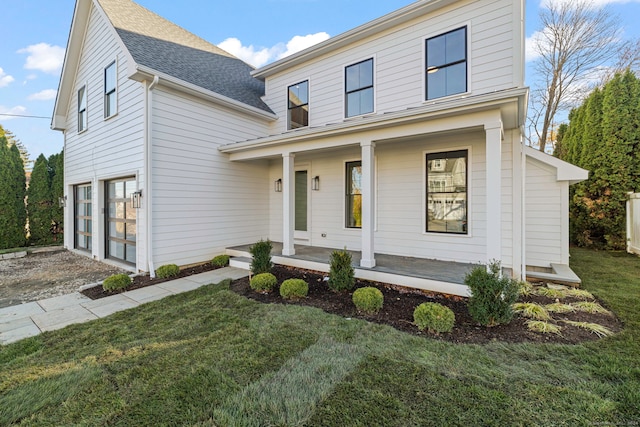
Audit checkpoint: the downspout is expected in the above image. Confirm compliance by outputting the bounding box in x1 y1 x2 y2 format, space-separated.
146 75 160 277
520 127 527 281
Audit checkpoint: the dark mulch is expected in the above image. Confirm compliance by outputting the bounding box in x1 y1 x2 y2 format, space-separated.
81 262 220 300
230 265 623 344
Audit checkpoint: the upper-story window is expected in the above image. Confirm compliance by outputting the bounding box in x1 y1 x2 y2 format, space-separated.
77 85 87 132
425 27 467 100
104 61 117 118
345 58 374 118
288 80 309 129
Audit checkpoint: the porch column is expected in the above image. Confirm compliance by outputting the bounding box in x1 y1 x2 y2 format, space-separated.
485 121 503 263
360 140 376 268
282 153 295 256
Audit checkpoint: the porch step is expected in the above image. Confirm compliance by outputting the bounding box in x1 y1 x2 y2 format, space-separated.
526 263 581 286
229 256 251 270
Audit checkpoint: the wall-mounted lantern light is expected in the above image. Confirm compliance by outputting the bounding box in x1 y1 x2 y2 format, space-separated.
312 176 320 191
131 191 142 209
275 178 282 192
58 195 67 208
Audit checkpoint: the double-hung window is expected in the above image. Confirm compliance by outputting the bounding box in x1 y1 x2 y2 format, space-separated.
425 27 467 100
77 85 87 132
426 150 467 234
346 161 362 228
288 80 309 129
104 61 117 118
345 58 374 117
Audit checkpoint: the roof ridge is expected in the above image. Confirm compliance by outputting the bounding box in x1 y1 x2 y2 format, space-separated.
97 0 238 61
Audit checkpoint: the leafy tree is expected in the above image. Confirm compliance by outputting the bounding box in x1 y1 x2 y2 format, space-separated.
0 133 27 249
558 70 640 249
49 151 64 241
27 154 53 245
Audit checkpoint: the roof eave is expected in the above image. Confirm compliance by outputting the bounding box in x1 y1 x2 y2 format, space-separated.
524 146 589 184
252 0 457 79
131 65 277 121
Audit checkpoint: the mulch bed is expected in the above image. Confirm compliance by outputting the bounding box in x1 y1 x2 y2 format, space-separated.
81 262 220 300
230 265 623 344
81 261 622 344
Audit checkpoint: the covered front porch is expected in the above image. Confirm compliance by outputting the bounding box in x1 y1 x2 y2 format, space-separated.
226 243 475 296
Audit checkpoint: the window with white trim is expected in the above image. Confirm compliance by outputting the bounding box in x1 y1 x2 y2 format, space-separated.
77 85 87 132
345 58 373 117
104 61 117 118
346 161 362 228
288 80 309 129
426 150 467 234
425 27 467 100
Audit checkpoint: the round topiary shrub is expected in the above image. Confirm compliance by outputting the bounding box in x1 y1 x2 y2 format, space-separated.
279 278 309 299
250 272 277 292
155 264 180 279
211 254 230 268
352 286 384 314
102 273 132 292
413 302 455 333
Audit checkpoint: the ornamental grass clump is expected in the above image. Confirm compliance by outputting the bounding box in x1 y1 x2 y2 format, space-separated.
512 302 551 321
465 261 520 327
250 272 277 293
352 287 384 314
279 278 309 300
155 264 180 279
250 239 273 275
328 249 355 291
413 302 455 333
526 320 562 335
211 254 230 268
102 273 132 292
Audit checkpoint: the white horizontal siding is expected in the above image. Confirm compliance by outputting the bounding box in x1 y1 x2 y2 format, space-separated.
63 3 146 268
263 0 519 135
525 157 564 267
151 87 271 267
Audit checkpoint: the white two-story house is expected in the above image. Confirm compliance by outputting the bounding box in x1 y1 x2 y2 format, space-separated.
52 0 587 296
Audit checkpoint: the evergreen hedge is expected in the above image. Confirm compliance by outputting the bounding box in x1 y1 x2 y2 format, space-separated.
0 129 27 249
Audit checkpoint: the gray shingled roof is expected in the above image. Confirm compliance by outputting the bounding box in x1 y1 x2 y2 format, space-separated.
98 0 273 113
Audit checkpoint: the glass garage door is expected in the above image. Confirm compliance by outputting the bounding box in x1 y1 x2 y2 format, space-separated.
74 183 92 251
105 178 136 264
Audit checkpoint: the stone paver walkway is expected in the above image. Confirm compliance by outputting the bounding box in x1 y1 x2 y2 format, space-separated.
0 267 249 345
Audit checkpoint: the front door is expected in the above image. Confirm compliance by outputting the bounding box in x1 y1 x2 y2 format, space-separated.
105 177 137 265
294 170 308 240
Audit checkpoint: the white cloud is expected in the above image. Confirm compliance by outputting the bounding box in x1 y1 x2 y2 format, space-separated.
218 32 330 68
0 68 15 88
0 105 27 120
525 30 545 62
17 43 65 75
27 89 57 101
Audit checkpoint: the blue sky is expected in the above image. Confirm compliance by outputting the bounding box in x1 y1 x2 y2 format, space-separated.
1 0 638 161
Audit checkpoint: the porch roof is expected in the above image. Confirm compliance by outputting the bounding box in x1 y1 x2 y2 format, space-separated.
219 87 528 160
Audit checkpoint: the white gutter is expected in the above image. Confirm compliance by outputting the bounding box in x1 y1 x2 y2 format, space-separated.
520 127 527 281
145 75 159 278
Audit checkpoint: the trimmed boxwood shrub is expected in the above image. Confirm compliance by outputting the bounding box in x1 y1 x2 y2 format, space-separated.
279 278 308 299
328 249 355 291
250 272 277 292
102 274 132 292
250 239 273 274
211 254 230 268
414 302 455 333
155 264 180 279
352 286 384 314
466 261 520 326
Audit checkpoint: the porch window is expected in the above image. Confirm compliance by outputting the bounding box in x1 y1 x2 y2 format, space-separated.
104 61 117 118
345 58 373 117
426 27 467 100
74 183 92 251
426 150 467 234
346 161 362 228
77 85 87 132
288 80 309 129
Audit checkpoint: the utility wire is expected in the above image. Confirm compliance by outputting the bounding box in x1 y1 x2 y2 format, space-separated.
0 113 51 119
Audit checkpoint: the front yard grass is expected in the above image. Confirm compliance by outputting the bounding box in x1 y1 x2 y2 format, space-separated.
1 247 638 425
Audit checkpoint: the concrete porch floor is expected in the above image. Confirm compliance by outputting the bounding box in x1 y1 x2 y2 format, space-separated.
228 242 475 286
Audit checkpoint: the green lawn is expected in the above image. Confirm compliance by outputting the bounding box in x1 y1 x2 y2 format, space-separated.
1 248 638 426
